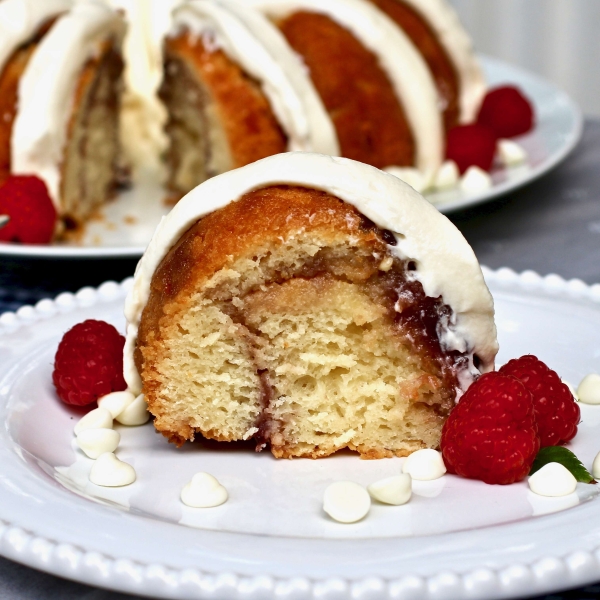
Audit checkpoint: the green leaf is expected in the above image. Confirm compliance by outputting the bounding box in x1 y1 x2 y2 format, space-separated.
529 446 596 484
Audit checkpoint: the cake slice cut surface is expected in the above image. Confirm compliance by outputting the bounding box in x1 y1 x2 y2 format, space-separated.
125 153 498 459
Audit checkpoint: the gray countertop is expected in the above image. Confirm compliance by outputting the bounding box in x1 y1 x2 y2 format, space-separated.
1 120 600 600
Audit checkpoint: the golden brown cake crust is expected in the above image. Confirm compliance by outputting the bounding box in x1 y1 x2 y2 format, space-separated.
277 11 415 168
137 186 467 458
162 31 287 178
368 0 460 131
137 185 389 373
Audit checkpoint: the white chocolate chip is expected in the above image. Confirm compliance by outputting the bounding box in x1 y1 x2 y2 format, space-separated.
74 407 113 435
98 391 136 418
76 428 120 459
402 449 446 481
384 167 427 193
181 472 228 508
115 394 150 426
89 452 136 487
498 139 527 166
528 462 577 497
592 451 600 479
323 481 370 523
460 166 492 193
378 256 394 272
433 160 459 190
577 374 600 405
368 474 412 505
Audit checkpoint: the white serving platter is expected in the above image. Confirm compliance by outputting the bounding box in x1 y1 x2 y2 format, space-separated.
1 268 600 599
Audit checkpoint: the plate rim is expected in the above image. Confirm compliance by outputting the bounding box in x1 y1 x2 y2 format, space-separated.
0 54 584 261
2 269 600 599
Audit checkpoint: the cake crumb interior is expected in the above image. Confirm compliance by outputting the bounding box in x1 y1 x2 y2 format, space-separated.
138 186 460 458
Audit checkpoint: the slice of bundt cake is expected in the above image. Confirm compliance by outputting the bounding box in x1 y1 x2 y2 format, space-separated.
0 0 125 232
124 153 498 459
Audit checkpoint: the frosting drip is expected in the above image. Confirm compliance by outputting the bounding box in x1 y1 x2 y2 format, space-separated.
400 0 486 123
171 0 339 157
0 0 73 73
248 0 443 178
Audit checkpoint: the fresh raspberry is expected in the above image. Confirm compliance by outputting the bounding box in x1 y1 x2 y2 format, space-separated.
0 175 57 244
477 86 534 138
441 372 540 484
53 320 127 406
445 124 497 174
499 355 580 447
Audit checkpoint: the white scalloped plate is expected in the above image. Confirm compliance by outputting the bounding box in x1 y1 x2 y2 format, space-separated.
0 55 583 259
1 268 600 600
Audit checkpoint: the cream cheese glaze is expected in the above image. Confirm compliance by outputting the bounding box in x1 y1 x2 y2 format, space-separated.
171 0 339 156
0 0 73 73
218 0 339 157
10 0 125 207
247 0 443 178
108 0 171 175
400 0 486 123
124 152 498 394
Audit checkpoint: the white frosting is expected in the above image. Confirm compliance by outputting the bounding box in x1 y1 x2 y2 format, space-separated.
11 0 125 207
124 153 498 394
76 428 120 459
384 166 428 193
171 0 339 156
217 0 339 156
402 448 446 480
577 374 600 405
400 0 486 123
528 463 577 497
108 0 171 176
368 474 412 505
0 0 73 73
248 0 443 177
74 407 114 435
180 472 228 508
323 481 371 523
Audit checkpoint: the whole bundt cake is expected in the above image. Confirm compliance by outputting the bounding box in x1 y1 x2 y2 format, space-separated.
0 0 485 235
159 0 485 196
124 153 498 459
